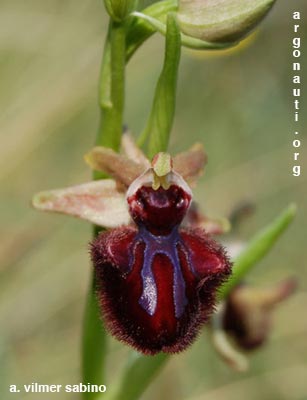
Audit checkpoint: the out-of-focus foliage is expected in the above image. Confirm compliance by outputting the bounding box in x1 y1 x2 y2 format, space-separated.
0 0 306 399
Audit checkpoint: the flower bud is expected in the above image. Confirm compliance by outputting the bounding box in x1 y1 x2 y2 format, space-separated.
211 279 296 371
177 0 276 43
223 279 297 350
104 0 136 22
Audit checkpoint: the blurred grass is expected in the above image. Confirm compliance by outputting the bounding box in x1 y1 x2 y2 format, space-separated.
1 0 307 399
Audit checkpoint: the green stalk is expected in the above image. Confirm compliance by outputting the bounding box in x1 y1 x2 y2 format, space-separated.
99 24 112 110
81 19 126 399
110 352 168 400
82 277 107 400
97 21 126 152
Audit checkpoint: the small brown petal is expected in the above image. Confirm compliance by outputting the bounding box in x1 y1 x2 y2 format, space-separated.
173 143 207 184
85 146 145 186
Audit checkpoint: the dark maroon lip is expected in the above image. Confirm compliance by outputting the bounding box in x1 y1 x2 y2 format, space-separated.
91 226 231 355
90 177 231 355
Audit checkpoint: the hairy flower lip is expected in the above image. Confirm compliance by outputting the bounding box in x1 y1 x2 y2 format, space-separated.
92 226 232 355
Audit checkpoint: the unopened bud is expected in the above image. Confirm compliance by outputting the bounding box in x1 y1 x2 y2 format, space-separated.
178 0 276 43
211 279 296 371
223 279 297 350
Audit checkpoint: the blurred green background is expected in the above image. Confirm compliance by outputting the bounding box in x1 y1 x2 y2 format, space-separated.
1 0 306 399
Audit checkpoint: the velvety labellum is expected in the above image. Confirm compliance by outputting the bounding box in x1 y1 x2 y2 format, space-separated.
91 183 231 354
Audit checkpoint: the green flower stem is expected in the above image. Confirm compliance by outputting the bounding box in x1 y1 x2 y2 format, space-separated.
96 21 126 152
220 203 297 299
109 352 168 400
82 278 107 400
82 18 127 398
99 24 112 110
